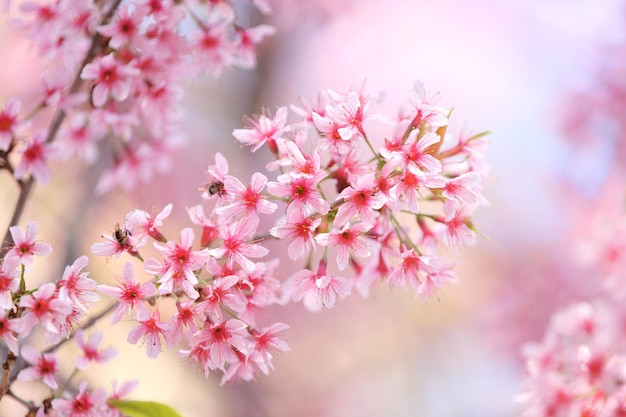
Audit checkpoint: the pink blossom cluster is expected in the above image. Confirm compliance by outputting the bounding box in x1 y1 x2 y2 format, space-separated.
517 202 626 416
0 0 274 193
86 81 489 387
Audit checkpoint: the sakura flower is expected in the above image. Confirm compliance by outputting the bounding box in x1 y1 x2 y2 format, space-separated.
405 81 450 128
168 300 204 346
189 9 236 76
91 222 142 259
0 97 29 151
270 209 322 261
232 24 276 68
285 261 351 311
232 107 290 152
0 310 19 352
315 222 373 271
51 381 108 417
0 255 20 310
220 350 256 385
14 282 71 337
208 216 269 273
13 130 55 185
143 228 210 299
189 319 248 370
74 330 118 370
187 205 220 247
127 308 170 359
57 255 98 313
324 90 378 142
97 261 157 324
81 53 140 107
216 173 278 220
17 345 59 389
387 249 442 296
249 322 290 374
125 203 172 243
199 274 247 322
334 172 386 227
441 171 483 221
267 170 330 216
97 4 146 49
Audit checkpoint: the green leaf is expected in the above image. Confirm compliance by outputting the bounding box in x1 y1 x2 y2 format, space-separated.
108 399 184 417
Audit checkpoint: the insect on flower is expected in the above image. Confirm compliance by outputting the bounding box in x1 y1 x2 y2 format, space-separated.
114 223 131 247
207 180 226 197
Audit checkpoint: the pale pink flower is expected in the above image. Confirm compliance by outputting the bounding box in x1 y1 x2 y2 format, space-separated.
389 169 445 214
57 255 98 313
442 171 483 220
199 274 247 322
144 228 210 299
168 300 204 346
249 322 290 374
91 222 142 259
187 205 220 247
387 249 442 296
14 282 71 337
0 310 18 352
0 256 20 310
81 53 139 107
324 90 378 142
216 173 277 219
97 4 146 49
334 172 386 227
127 308 170 358
405 81 450 128
286 261 351 311
232 107 291 152
315 222 373 271
74 330 118 370
270 209 321 261
51 381 108 417
190 319 248 370
189 9 236 77
220 350 256 385
17 345 59 389
57 113 101 163
0 98 29 151
208 216 269 273
125 203 172 243
97 262 157 324
13 130 55 185
267 170 330 216
233 24 276 68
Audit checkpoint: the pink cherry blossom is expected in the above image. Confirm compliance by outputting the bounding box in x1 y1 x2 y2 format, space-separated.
14 282 71 337
285 261 351 311
17 345 59 389
97 261 157 324
0 97 29 151
97 4 146 49
57 255 98 313
198 274 247 322
267 170 330 216
208 216 269 273
232 107 290 152
270 209 322 261
51 381 108 417
315 222 373 271
127 308 170 358
144 228 210 299
387 249 442 297
334 172 386 227
249 322 290 374
188 319 248 371
0 255 20 310
81 53 140 107
216 173 277 220
13 130 55 185
74 330 118 370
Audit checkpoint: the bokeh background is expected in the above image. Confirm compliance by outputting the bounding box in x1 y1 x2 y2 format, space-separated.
1 0 625 416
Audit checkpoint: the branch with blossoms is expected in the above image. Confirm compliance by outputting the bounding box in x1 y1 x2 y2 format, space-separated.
0 0 490 416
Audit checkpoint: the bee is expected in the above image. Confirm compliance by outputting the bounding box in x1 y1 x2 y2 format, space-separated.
207 180 226 197
113 223 131 247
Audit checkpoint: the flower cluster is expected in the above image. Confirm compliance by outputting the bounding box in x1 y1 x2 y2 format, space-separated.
517 196 626 416
0 1 491 416
86 81 489 390
1 0 274 194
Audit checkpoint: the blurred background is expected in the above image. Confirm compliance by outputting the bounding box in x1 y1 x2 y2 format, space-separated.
1 0 625 416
